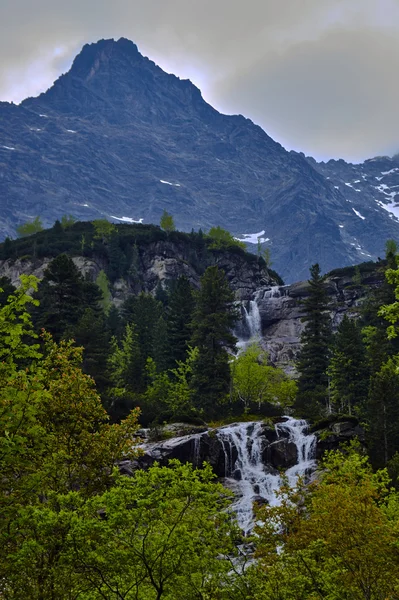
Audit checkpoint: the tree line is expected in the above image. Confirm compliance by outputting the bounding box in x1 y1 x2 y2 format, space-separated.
295 241 399 473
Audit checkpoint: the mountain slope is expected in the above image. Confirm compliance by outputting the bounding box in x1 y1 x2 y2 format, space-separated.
1 37 399 281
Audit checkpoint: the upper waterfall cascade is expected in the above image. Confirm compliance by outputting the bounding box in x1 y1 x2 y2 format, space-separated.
217 417 316 534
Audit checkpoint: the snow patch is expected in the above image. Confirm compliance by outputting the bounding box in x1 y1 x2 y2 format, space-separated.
334 185 339 189
352 208 366 220
160 180 181 187
2 145 15 150
66 129 77 133
380 202 399 220
381 168 399 175
110 216 144 224
345 182 361 192
339 225 344 228
235 230 269 244
39 114 48 117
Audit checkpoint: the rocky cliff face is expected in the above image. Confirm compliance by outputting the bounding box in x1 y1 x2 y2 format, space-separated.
2 37 399 282
241 268 384 372
0 238 276 303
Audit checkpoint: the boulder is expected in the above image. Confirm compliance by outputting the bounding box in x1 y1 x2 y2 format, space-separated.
268 438 298 469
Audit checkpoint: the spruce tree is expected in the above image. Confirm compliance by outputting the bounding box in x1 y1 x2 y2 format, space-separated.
33 254 102 341
190 266 239 417
296 263 332 419
167 276 195 368
367 357 399 468
328 315 369 415
72 308 111 396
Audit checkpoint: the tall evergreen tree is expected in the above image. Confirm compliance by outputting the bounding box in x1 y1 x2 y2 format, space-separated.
328 315 369 415
72 308 111 395
121 293 162 371
32 254 102 341
167 276 195 368
190 266 239 417
361 250 399 374
107 323 142 420
367 357 399 468
296 263 332 419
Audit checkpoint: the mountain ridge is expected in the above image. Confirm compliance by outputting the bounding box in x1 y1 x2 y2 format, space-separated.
1 37 399 281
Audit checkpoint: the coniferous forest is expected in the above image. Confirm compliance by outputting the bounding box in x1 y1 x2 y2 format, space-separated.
1 220 399 598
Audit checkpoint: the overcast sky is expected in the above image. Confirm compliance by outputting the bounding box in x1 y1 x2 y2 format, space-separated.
1 0 399 162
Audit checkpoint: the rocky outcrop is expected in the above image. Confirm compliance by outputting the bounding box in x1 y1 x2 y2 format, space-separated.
247 268 384 371
313 419 366 459
123 417 364 479
0 238 275 304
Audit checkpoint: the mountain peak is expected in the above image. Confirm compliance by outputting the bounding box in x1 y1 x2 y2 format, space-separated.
68 37 142 80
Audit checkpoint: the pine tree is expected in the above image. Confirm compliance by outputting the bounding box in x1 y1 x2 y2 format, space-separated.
160 210 175 233
107 323 142 420
367 357 399 467
328 315 369 415
296 263 332 419
121 293 162 371
167 276 195 368
190 266 239 417
33 254 102 341
72 308 111 395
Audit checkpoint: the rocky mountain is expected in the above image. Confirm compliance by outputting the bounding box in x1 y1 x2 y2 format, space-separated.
1 37 399 281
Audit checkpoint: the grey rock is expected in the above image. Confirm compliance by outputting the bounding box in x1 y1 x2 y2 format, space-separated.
268 439 298 469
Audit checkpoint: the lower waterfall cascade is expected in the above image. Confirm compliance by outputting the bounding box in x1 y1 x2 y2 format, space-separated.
217 417 317 535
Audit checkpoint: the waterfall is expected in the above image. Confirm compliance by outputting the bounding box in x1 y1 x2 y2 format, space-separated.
262 285 283 299
243 300 262 339
236 293 262 352
217 418 316 535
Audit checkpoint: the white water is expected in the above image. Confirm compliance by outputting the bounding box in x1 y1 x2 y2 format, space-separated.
217 417 316 534
236 294 262 352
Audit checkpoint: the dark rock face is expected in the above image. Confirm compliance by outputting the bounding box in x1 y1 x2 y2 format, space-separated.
127 423 290 477
313 420 366 459
123 419 364 479
268 438 298 469
2 38 399 282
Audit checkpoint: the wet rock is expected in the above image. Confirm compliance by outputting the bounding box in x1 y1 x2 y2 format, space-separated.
268 438 298 469
252 495 269 507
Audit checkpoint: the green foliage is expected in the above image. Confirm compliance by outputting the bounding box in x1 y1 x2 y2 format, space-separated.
60 214 76 229
328 315 369 415
32 254 102 342
208 225 246 250
95 269 112 313
190 266 239 417
0 274 41 364
160 209 175 233
249 445 399 599
16 216 43 238
92 218 116 242
296 263 332 418
367 356 399 468
107 323 142 419
231 343 296 412
166 275 195 367
352 264 362 285
0 294 140 595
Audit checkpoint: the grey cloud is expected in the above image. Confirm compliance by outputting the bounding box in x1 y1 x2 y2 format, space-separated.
0 0 398 160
